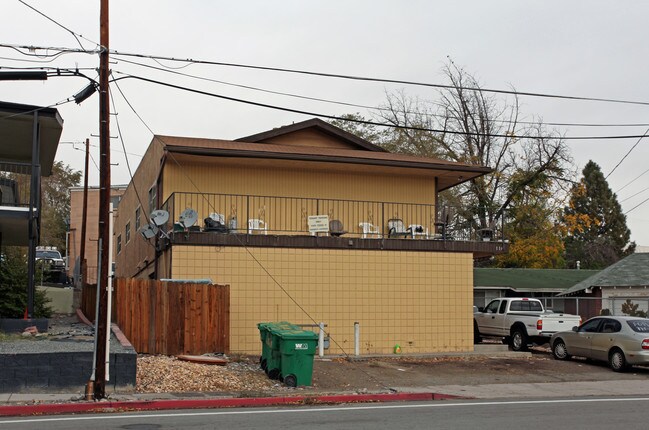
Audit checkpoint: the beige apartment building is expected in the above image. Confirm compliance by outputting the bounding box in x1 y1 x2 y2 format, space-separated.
114 118 507 355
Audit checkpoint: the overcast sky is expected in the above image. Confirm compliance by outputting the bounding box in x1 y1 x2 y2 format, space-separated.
2 1 648 245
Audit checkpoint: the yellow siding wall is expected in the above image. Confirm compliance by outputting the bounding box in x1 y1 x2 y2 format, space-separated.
171 246 473 355
163 158 435 204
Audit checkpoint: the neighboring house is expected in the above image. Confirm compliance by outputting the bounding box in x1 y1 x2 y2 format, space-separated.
0 101 63 317
114 118 508 355
559 252 649 318
473 268 599 311
67 185 126 285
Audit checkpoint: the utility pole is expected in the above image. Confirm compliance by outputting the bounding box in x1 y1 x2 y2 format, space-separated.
94 0 111 400
79 138 89 288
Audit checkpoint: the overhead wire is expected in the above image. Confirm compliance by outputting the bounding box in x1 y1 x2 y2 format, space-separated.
108 78 155 248
619 186 649 203
111 72 649 141
16 0 99 50
616 167 649 193
111 49 649 107
113 55 649 129
605 128 649 179
625 195 649 215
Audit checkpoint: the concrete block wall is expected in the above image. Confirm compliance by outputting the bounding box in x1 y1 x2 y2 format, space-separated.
0 351 136 393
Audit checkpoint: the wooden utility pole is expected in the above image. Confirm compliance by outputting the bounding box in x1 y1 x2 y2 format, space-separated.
94 0 111 400
79 138 90 287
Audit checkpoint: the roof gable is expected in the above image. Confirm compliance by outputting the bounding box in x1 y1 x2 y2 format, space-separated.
560 253 649 295
236 118 386 152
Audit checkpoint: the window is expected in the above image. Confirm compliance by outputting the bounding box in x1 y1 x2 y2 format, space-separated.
627 320 649 333
600 319 621 334
510 300 543 312
125 222 131 244
116 234 122 254
484 300 499 314
135 207 141 231
110 195 121 209
579 318 602 333
498 301 507 314
148 185 157 214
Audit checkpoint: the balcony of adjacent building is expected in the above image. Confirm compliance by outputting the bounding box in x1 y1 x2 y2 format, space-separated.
0 161 38 247
148 192 509 258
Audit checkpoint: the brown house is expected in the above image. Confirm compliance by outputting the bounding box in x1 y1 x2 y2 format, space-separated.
68 185 126 285
114 118 507 355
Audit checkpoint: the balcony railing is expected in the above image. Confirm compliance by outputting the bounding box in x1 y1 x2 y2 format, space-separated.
159 192 506 243
0 162 36 208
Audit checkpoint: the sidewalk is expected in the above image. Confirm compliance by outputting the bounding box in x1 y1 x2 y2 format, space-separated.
2 345 649 417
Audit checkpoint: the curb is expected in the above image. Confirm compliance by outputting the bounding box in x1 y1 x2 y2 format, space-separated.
0 392 464 417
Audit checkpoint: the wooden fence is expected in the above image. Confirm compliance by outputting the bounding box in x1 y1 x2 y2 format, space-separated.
80 283 117 322
114 278 230 355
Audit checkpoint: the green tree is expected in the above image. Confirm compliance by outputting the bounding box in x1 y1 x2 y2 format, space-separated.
40 161 82 252
0 247 52 318
561 161 634 269
495 173 565 268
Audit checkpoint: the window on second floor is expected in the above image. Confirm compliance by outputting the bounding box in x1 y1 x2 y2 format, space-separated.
117 234 122 254
125 222 131 244
148 185 157 214
135 207 141 231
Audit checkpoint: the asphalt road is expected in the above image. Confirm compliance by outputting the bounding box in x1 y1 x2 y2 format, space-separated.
2 397 649 429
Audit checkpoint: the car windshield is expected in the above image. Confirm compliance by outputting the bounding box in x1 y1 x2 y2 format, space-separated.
627 320 649 333
37 251 61 259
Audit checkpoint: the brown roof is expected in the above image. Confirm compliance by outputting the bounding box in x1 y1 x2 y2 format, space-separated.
153 126 491 191
236 118 386 152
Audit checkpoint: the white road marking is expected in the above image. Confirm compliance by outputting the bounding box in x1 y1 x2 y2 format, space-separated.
1 397 649 425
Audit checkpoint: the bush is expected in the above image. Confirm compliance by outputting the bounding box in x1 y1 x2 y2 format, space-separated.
0 247 52 318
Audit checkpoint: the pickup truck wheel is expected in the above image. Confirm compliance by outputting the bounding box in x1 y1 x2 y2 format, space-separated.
473 321 482 344
552 339 570 360
510 328 528 352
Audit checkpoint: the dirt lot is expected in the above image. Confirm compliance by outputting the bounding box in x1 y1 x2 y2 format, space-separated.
136 348 649 395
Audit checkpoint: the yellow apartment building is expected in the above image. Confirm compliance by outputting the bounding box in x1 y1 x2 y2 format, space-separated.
114 118 507 355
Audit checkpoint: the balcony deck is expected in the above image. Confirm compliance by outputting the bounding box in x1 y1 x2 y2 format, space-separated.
167 231 508 258
158 192 509 258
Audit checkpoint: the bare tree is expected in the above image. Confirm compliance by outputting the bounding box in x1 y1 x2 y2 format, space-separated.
375 63 573 233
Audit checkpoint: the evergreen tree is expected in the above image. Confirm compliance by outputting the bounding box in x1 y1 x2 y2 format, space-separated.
0 247 52 318
562 161 634 269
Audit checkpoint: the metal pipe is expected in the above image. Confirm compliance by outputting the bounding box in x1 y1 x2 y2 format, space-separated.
354 322 360 356
105 203 114 382
89 239 102 383
318 322 325 358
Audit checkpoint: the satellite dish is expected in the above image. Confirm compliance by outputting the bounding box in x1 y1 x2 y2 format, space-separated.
179 208 198 228
150 209 169 226
139 224 158 240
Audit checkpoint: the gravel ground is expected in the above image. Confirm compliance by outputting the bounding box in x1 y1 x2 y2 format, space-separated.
0 315 130 354
136 355 283 394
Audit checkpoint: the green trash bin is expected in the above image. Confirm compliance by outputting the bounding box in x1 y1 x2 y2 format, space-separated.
278 327 318 387
257 322 270 371
259 322 300 380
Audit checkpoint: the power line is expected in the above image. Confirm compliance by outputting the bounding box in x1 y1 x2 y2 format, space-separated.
625 195 649 215
620 186 649 203
16 0 98 50
112 72 649 141
112 49 649 107
616 167 649 193
60 141 143 158
114 55 649 129
605 128 649 179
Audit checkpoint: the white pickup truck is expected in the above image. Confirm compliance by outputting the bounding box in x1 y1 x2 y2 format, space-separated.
474 298 581 351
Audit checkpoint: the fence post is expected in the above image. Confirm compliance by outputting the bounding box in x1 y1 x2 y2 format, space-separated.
318 322 325 358
354 322 360 356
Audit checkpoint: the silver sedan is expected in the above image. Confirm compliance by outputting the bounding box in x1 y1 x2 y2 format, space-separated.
550 316 649 372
